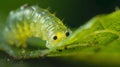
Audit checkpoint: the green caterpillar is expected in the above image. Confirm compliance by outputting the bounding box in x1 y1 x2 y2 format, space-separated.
3 5 71 49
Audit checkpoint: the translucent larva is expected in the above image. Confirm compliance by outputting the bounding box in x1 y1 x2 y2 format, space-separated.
3 5 71 49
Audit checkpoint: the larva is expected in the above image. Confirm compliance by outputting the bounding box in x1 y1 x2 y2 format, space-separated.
3 5 71 49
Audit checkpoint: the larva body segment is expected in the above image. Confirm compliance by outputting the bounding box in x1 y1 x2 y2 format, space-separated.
3 5 71 49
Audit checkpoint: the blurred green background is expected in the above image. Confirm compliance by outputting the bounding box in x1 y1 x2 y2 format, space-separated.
1 0 120 27
0 0 120 67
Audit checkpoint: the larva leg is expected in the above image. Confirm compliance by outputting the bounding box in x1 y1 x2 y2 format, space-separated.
0 42 50 59
0 37 49 59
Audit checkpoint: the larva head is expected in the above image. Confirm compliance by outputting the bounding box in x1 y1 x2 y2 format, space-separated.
46 28 71 49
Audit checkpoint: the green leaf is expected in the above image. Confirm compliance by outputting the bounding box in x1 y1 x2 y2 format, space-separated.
47 10 120 65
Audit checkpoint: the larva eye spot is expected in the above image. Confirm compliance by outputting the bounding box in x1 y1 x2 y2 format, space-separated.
53 36 57 40
66 32 70 37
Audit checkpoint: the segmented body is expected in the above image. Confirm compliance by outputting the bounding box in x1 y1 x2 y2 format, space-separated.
3 5 71 49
